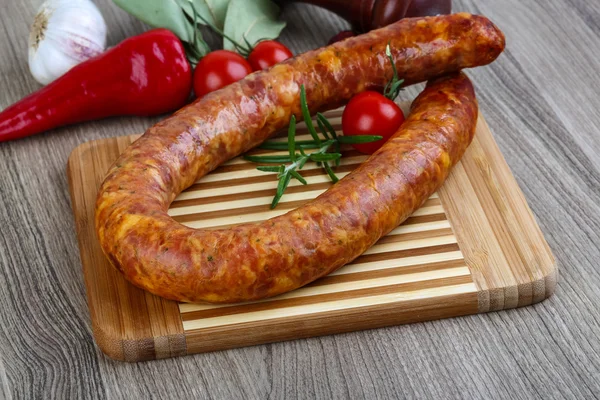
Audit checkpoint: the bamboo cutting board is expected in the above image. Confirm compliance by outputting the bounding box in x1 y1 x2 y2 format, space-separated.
67 107 556 362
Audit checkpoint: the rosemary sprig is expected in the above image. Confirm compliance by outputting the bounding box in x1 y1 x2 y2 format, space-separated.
383 42 405 101
300 86 321 145
244 84 383 208
257 140 321 151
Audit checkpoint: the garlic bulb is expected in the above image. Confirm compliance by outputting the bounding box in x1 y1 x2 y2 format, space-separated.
28 0 107 85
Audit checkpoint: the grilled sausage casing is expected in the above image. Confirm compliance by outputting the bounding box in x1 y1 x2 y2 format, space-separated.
95 13 504 303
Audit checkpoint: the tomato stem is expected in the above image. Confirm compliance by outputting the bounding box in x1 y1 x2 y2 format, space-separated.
191 8 252 56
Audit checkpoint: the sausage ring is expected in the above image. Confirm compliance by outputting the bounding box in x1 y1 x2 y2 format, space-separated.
95 13 504 303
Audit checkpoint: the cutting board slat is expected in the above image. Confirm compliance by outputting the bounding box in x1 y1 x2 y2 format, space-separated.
67 107 556 362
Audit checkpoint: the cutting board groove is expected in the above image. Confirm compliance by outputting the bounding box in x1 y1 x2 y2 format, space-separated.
67 107 556 361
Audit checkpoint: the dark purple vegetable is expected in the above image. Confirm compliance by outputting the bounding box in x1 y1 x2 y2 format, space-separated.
280 0 452 31
407 0 452 17
328 30 355 45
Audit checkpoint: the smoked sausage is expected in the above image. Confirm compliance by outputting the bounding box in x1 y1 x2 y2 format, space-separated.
95 13 504 303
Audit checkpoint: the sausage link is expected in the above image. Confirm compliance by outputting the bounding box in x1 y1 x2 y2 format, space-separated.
95 13 503 303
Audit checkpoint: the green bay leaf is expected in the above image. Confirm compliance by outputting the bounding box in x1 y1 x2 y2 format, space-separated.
113 0 193 42
203 0 231 28
223 0 286 52
177 0 231 29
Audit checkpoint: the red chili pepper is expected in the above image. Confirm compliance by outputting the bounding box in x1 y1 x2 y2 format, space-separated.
0 29 192 142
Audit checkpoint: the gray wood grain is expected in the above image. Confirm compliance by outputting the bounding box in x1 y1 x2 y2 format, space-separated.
1 0 599 398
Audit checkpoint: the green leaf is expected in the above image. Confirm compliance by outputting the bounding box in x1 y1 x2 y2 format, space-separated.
114 0 193 43
337 135 383 144
316 117 330 140
317 140 336 153
383 42 404 100
310 153 341 162
323 162 339 183
300 85 322 145
184 30 211 60
297 155 309 169
317 113 337 139
177 0 231 29
244 154 293 163
259 140 320 150
181 0 252 54
385 78 404 101
289 170 307 185
223 0 286 51
288 115 296 162
386 42 397 78
298 143 321 150
271 171 292 208
276 164 285 179
256 165 281 172
246 82 361 209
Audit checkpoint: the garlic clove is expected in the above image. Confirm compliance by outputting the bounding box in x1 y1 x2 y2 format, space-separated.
28 0 107 85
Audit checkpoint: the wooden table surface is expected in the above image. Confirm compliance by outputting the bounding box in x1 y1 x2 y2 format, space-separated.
1 0 599 398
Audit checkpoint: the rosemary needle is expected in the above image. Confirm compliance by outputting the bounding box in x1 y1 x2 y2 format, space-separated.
245 84 382 208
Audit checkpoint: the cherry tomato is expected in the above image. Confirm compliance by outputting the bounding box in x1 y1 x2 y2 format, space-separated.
341 91 405 154
247 40 293 71
328 30 354 45
193 50 252 97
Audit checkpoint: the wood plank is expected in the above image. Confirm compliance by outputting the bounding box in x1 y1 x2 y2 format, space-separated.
438 117 557 312
184 288 478 354
65 108 554 359
180 274 473 325
67 140 186 362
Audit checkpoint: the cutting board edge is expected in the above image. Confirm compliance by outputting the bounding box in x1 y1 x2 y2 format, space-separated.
438 116 557 313
67 138 188 363
183 289 480 354
65 111 557 362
